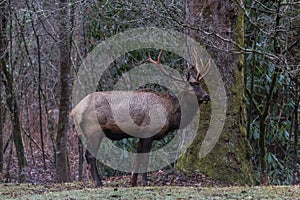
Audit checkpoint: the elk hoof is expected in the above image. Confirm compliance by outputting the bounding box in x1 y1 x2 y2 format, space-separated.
95 181 103 188
142 181 148 187
130 181 137 187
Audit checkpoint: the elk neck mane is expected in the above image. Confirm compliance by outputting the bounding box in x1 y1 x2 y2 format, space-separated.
135 87 179 105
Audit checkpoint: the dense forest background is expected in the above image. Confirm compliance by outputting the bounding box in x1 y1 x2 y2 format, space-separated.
0 0 299 187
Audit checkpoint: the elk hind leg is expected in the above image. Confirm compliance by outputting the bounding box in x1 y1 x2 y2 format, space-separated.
85 134 103 187
85 149 103 187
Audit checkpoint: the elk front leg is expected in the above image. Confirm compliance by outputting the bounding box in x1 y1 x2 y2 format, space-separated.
131 138 153 187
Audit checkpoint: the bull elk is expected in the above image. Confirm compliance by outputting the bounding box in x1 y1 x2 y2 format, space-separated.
71 50 211 187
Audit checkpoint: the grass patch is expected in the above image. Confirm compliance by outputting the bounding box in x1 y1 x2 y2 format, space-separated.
0 183 299 199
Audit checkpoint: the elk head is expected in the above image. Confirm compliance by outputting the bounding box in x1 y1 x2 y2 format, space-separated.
148 50 210 104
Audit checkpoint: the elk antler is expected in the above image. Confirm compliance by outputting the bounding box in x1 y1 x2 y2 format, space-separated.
148 50 183 82
148 49 211 83
191 48 211 81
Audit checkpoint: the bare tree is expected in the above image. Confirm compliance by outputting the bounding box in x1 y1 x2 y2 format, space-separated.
0 0 5 182
1 0 27 183
55 0 74 183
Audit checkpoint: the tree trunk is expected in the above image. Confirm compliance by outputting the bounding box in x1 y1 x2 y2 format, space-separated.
0 3 4 180
0 60 3 183
292 76 299 185
177 0 254 185
11 94 26 183
55 0 72 183
0 0 6 183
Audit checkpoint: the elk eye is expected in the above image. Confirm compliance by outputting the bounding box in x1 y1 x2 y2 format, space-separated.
190 82 199 86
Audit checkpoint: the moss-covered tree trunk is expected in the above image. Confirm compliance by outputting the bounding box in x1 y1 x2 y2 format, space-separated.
178 0 253 185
